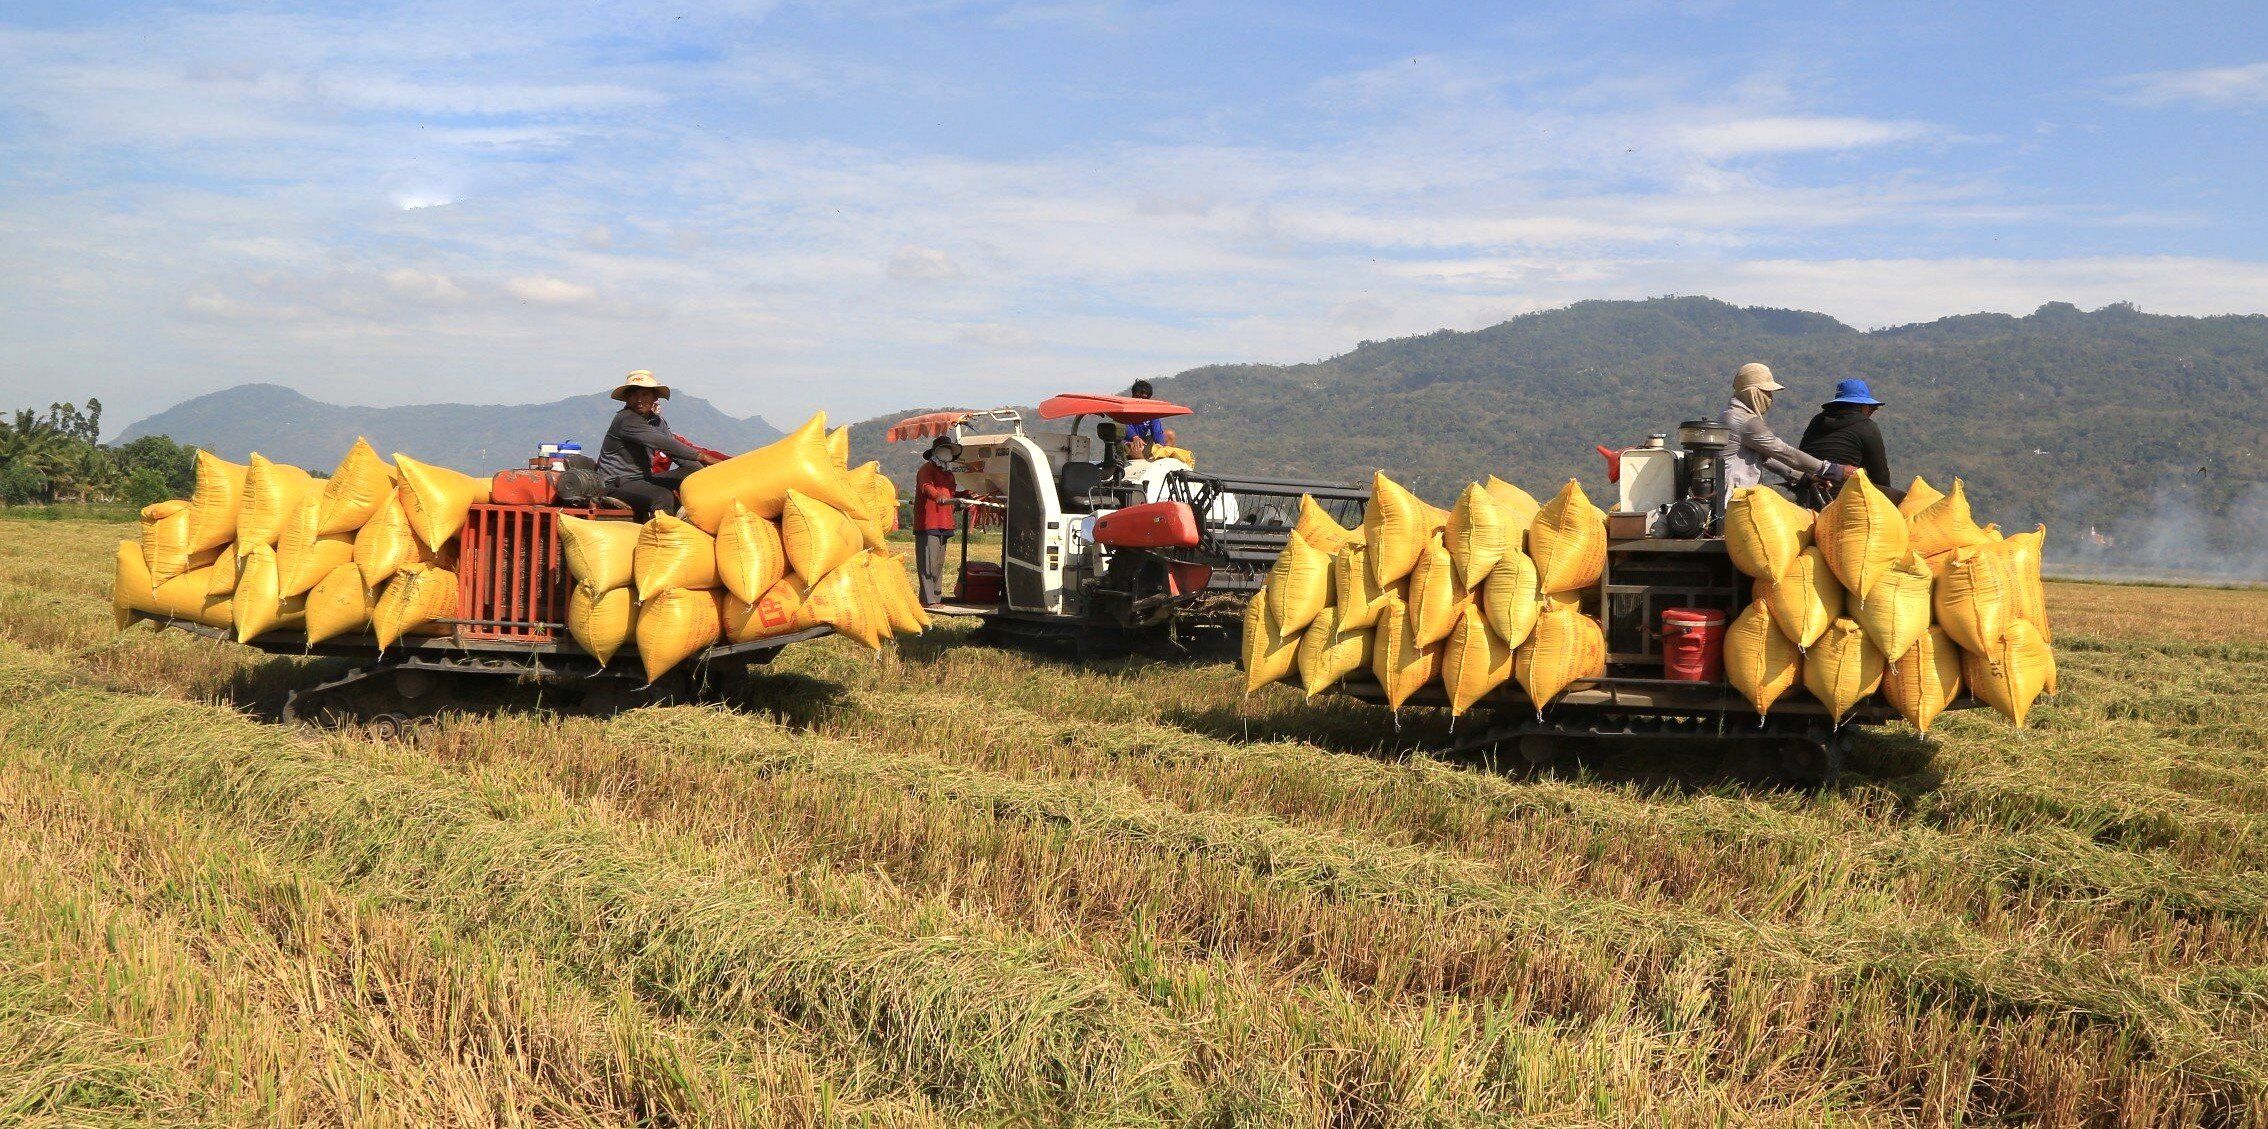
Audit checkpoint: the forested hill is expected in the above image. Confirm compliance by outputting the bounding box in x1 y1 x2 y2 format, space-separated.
851 297 2265 563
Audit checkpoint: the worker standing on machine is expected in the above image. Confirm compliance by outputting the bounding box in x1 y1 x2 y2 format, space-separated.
1798 378 1903 505
597 371 724 520
1720 362 1847 503
913 436 964 607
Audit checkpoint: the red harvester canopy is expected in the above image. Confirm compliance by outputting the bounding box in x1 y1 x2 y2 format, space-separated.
885 411 973 442
1035 393 1193 424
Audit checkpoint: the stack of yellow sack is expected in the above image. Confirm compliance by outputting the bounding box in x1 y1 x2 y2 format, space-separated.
1245 472 1606 715
112 439 494 649
1720 472 2054 730
560 413 929 684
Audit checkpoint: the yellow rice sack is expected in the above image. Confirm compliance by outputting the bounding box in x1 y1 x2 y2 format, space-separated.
780 490 863 588
110 541 146 629
1963 618 2052 726
558 515 640 595
1445 483 1509 588
353 490 430 586
1897 476 1945 520
1481 477 1540 547
275 496 353 598
1759 546 1844 649
567 583 637 665
1332 544 1392 630
1527 480 1606 596
1242 591 1301 693
679 413 872 533
827 425 851 469
1293 495 1360 554
1854 551 1934 663
1815 470 1909 604
1265 525 1334 635
1724 485 1813 581
1907 478 1989 559
316 438 397 536
634 513 720 600
722 574 812 643
113 540 233 629
373 562 459 649
1804 618 1885 723
2000 525 2051 642
845 462 895 548
1934 547 2014 656
715 502 788 605
182 450 249 555
636 587 725 683
1883 627 1963 735
1296 604 1371 698
1405 534 1468 648
1723 600 1801 716
1441 604 1512 716
236 454 314 550
865 552 928 636
805 553 888 651
1479 548 1541 650
1514 606 1604 711
394 454 492 553
140 500 214 589
849 461 899 530
1369 589 1439 711
305 563 378 645
203 542 243 599
1362 473 1439 588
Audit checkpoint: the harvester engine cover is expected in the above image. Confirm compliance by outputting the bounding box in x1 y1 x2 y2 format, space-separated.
1092 501 1201 549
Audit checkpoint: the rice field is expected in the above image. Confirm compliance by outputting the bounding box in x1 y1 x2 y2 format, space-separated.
2 516 2265 1127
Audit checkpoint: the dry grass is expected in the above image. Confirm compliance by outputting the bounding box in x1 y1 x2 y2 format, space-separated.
4 517 2266 1126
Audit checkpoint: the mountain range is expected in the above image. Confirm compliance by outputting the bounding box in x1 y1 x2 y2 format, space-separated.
120 384 782 473
847 296 2265 565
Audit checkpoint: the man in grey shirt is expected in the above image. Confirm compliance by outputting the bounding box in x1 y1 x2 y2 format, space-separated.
597 371 722 519
1718 362 1848 500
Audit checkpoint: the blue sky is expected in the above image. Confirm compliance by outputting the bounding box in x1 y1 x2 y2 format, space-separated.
3 1 2264 431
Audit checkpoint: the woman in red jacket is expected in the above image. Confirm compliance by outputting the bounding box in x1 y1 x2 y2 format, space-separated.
913 437 964 606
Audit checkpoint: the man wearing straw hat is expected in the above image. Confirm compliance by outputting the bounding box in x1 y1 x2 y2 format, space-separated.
596 371 723 520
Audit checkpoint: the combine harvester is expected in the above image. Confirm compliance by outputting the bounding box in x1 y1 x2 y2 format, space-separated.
115 414 930 734
1258 421 2048 784
887 393 1369 653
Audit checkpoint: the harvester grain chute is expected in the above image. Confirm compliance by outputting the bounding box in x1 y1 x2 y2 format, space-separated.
888 394 1368 651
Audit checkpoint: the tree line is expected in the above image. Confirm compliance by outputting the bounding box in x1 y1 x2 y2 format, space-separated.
0 399 201 508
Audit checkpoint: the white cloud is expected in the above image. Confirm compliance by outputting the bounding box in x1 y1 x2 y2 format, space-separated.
2110 61 2268 108
887 244 965 282
957 323 1039 348
1673 115 1933 158
506 276 599 305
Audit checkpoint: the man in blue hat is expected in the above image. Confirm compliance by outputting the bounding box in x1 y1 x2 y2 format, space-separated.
1799 379 1902 504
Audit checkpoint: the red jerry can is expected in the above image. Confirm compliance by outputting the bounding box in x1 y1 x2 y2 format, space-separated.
1661 608 1726 682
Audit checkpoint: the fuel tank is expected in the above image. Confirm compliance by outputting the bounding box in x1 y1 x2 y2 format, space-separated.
1091 501 1200 549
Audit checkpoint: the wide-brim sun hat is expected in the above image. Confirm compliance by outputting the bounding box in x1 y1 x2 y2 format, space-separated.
928 436 964 458
1825 378 1883 407
611 370 671 401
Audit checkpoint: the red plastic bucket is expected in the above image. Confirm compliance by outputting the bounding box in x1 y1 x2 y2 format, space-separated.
1661 608 1726 682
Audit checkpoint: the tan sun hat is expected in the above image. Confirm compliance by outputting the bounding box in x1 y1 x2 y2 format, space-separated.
610 370 670 401
1734 362 1784 393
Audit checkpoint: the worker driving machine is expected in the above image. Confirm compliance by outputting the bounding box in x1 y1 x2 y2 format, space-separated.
887 393 1367 647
